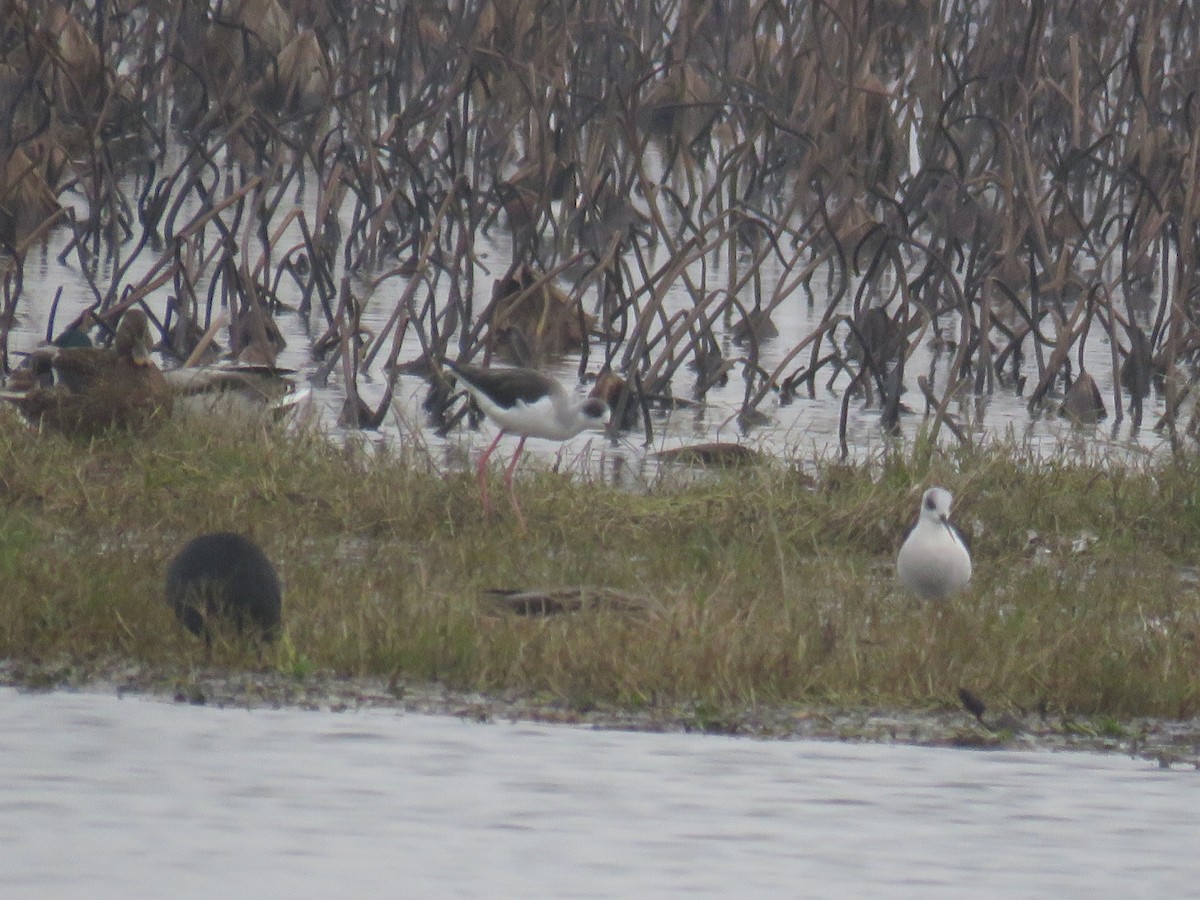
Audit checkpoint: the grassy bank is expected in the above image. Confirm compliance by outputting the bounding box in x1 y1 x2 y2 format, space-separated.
1 414 1198 724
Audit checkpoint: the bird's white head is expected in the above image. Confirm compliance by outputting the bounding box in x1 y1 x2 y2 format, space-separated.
580 397 611 430
920 486 955 525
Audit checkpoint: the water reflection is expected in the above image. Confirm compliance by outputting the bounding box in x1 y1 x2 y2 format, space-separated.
1 688 1194 897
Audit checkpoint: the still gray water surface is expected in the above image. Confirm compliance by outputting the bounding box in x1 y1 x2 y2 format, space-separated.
2 688 1196 898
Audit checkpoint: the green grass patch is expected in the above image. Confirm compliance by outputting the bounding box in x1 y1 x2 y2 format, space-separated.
1 413 1199 720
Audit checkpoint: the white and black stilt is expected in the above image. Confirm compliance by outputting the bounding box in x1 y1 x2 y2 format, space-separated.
444 360 610 528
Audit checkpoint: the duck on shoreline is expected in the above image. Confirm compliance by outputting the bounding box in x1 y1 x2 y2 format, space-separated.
1 308 172 437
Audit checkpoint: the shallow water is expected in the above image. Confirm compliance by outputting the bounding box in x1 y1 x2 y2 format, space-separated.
2 688 1195 898
7 140 1171 478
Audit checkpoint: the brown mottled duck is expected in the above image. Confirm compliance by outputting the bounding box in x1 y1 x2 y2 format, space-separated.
1 308 172 437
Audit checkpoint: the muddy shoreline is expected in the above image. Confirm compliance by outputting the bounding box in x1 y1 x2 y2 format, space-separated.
4 661 1198 769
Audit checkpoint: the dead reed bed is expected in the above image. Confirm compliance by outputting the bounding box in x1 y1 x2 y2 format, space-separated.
2 1 1200 447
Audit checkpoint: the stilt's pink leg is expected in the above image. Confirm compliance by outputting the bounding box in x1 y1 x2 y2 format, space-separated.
505 437 527 530
477 431 505 516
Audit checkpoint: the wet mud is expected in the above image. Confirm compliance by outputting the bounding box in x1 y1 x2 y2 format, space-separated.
4 660 1197 770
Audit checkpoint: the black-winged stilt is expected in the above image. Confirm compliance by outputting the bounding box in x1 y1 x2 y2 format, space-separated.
444 360 610 528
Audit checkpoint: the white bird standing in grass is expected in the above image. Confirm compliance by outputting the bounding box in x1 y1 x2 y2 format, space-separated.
444 360 611 529
897 487 972 600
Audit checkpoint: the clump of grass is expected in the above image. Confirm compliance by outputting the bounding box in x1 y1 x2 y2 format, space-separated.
1 414 1199 721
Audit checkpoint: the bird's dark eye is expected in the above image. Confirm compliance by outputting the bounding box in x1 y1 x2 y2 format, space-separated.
924 495 937 511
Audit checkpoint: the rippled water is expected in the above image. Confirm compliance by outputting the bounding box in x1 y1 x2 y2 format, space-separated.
2 688 1195 898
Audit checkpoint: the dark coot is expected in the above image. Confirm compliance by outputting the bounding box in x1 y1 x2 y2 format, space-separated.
165 532 282 642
